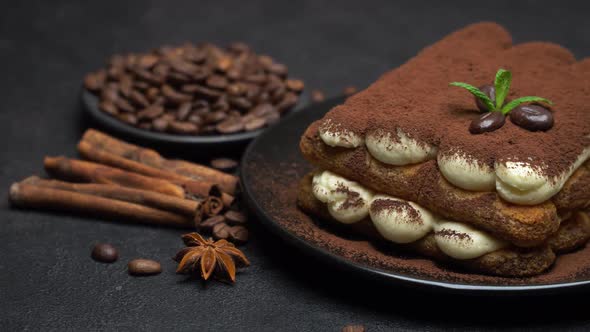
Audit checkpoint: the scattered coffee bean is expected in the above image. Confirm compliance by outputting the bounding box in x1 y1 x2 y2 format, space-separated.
225 210 247 225
200 215 226 232
342 325 365 332
210 158 239 172
343 86 358 96
91 243 118 263
85 42 304 136
509 104 554 131
469 111 506 134
476 84 496 112
228 226 249 244
311 89 325 103
128 259 162 276
212 222 231 240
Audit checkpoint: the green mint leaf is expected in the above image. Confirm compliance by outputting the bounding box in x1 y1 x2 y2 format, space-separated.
494 68 511 109
500 96 553 115
449 82 496 111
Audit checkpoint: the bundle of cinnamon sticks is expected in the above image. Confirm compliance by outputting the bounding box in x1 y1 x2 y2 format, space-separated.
9 129 239 229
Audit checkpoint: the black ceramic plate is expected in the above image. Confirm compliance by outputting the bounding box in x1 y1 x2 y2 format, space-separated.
240 96 590 295
82 89 307 151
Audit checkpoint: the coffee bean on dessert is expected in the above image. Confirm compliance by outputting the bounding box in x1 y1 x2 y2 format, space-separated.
509 104 554 131
128 259 162 276
212 222 231 240
469 111 506 134
91 243 118 263
312 90 325 103
225 210 247 225
228 226 249 244
343 86 358 96
199 215 226 231
476 84 496 112
210 158 239 172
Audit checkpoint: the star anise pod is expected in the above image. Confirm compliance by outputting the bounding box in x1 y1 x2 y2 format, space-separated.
174 232 250 282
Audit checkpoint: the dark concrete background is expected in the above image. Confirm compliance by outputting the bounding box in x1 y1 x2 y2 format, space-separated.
1 1 589 331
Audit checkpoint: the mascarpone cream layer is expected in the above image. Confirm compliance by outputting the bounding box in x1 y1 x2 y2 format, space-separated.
317 124 590 205
311 171 507 259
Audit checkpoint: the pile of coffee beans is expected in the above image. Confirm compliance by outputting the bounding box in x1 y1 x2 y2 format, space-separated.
84 42 304 135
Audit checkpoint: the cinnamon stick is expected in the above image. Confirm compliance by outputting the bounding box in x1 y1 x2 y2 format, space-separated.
79 129 238 194
44 156 186 198
21 176 202 218
9 182 193 228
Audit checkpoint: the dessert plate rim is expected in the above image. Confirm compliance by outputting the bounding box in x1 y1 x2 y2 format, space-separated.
240 96 590 295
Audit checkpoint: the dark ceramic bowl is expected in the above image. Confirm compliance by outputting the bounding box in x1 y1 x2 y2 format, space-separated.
81 88 308 154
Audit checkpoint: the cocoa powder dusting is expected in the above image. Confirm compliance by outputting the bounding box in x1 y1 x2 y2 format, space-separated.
245 152 590 286
333 183 364 209
317 22 590 176
435 229 473 242
370 198 422 225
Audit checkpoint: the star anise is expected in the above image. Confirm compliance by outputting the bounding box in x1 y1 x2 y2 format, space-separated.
174 232 250 282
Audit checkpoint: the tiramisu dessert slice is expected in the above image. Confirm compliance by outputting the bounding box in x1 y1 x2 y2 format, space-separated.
297 22 590 276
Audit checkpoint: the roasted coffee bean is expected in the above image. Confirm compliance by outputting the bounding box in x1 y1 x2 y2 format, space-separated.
469 111 505 134
212 97 230 112
152 63 170 77
210 158 239 172
216 118 244 134
227 83 245 96
228 226 249 244
244 84 261 100
183 85 222 100
137 105 165 120
176 102 192 121
117 113 138 125
169 121 198 134
311 90 325 103
152 117 169 132
101 85 120 102
128 259 162 276
212 222 231 240
145 87 160 102
204 111 227 124
167 71 192 85
190 67 211 81
138 122 152 130
265 110 281 124
129 90 150 108
84 70 106 92
187 114 203 126
99 101 119 116
229 97 252 110
200 215 226 231
228 42 250 54
114 98 135 113
162 85 192 104
510 105 554 131
133 80 151 91
344 86 357 96
476 84 496 112
342 325 365 332
206 75 229 89
277 92 298 112
251 103 275 117
286 79 305 93
226 68 242 81
225 210 247 225
137 54 159 68
244 73 267 84
91 243 118 263
244 117 266 131
216 56 233 72
267 63 288 76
